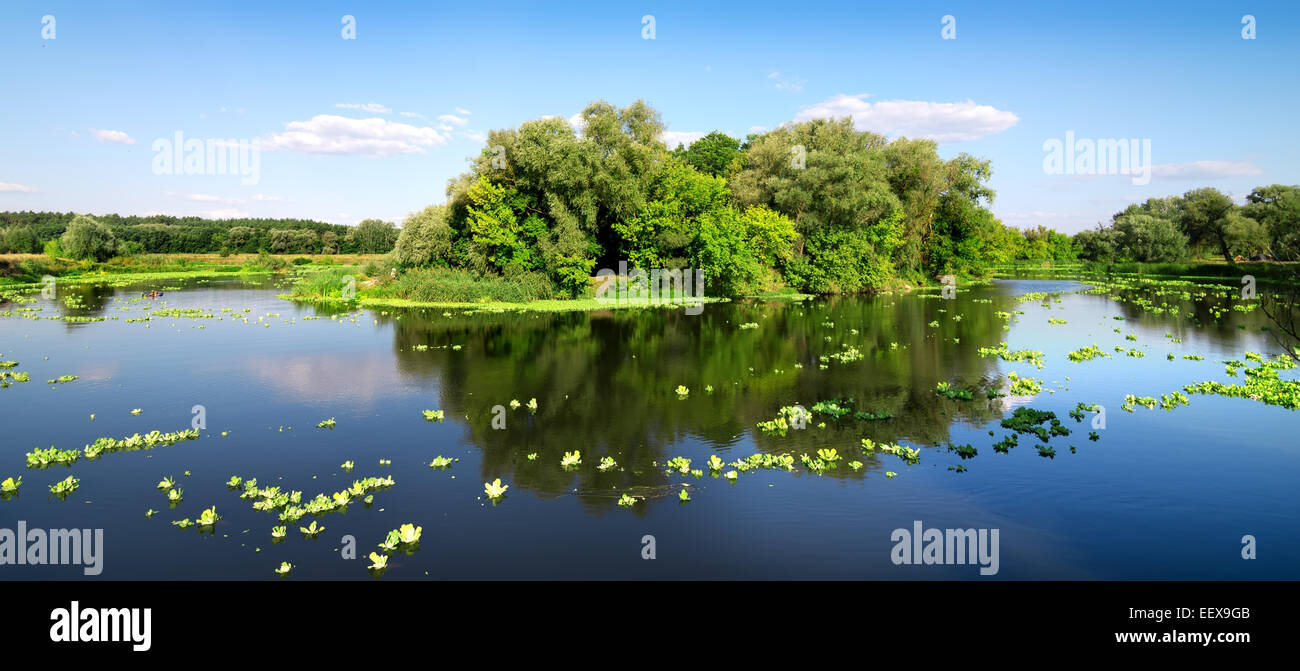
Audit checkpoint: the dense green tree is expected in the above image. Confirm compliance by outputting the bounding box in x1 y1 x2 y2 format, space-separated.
673 131 742 178
347 219 400 253
1243 184 1300 259
1073 226 1119 262
0 225 40 253
614 158 730 270
1178 187 1235 263
269 228 319 254
1113 213 1189 262
394 205 454 268
60 215 117 261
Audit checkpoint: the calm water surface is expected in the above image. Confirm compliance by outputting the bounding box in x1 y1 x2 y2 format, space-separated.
1 275 1297 579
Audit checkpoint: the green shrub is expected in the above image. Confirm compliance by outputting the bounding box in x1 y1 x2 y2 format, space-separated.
372 268 555 303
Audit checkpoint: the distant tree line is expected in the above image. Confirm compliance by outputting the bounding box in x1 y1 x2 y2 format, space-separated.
1074 185 1300 263
0 211 399 256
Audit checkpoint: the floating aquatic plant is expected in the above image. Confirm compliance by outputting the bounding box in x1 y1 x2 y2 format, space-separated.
1 476 21 493
316 418 336 429
598 456 618 472
885 471 897 479
300 520 325 537
196 506 220 526
810 400 851 418
271 526 286 538
429 456 454 469
1006 371 1043 396
617 493 638 506
340 460 354 471
674 385 689 398
936 381 974 401
25 446 80 468
977 342 1045 369
1067 344 1110 363
226 476 242 488
1121 394 1158 412
167 488 183 502
560 451 582 468
275 562 292 575
367 552 388 570
1182 353 1299 410
483 478 509 499
131 408 143 415
950 444 978 459
397 524 421 544
50 475 79 496
527 398 538 412
706 455 725 471
678 489 691 502
816 448 841 463
422 409 445 422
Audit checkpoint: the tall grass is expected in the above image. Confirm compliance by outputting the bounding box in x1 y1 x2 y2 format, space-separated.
367 268 556 303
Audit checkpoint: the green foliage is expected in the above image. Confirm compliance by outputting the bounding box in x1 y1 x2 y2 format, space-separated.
673 131 742 178
1113 213 1189 263
393 205 454 268
783 209 902 293
60 215 118 261
372 267 555 303
347 219 399 254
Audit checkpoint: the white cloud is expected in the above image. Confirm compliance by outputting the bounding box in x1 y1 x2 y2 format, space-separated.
90 129 136 145
262 115 447 156
438 114 469 127
399 111 425 119
251 193 283 202
794 94 1019 143
463 130 487 143
567 112 585 131
749 125 768 133
0 182 37 193
663 131 706 150
335 103 392 114
767 71 805 93
455 107 471 116
1149 160 1262 180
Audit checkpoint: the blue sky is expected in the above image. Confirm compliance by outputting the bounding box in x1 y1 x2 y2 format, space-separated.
1 0 1296 233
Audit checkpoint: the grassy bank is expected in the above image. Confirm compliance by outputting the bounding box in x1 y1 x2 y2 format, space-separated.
0 252 382 288
283 266 733 312
992 260 1300 285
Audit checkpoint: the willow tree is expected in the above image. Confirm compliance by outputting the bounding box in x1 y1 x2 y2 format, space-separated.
60 215 117 261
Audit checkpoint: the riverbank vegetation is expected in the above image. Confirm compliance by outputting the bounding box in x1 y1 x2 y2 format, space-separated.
6 101 1298 307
